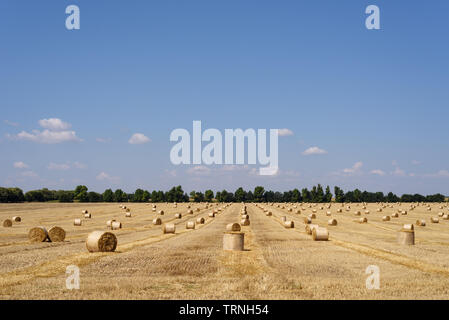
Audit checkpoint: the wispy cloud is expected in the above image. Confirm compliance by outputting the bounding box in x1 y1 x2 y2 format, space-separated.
73 161 87 169
277 128 293 136
21 171 38 178
187 165 212 176
128 133 150 144
47 162 70 171
96 137 111 143
302 146 327 155
38 118 71 131
370 169 386 176
96 172 120 183
13 161 29 169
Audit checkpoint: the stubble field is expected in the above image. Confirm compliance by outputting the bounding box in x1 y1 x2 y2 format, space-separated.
1 201 449 299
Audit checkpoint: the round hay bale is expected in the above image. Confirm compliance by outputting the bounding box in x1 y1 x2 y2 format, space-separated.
305 224 318 235
86 231 117 252
328 219 337 226
196 208 200 212
326 211 332 216
281 216 287 222
125 212 132 217
284 221 294 228
402 224 414 231
398 230 415 245
209 212 215 218
158 210 164 215
187 209 193 214
416 219 426 226
223 232 244 251
431 217 439 223
241 214 249 220
152 208 156 212
196 217 205 224
111 221 122 230
175 213 182 219
364 210 370 214
47 226 66 242
382 216 391 221
186 221 195 229
106 219 116 228
226 223 241 231
295 209 301 214
337 208 343 213
304 217 312 224
82 210 88 214
3 219 12 228
74 218 82 226
443 214 449 220
312 227 329 241
162 223 175 234
377 208 382 212
401 210 407 215
392 213 399 218
266 211 272 216
126 208 130 212
12 216 21 222
438 212 444 217
152 217 162 225
354 211 361 216
312 209 317 213
28 227 48 242
358 217 368 223
308 213 316 219
241 219 250 226
84 213 91 219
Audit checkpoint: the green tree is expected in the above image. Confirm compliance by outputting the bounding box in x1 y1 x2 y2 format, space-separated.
204 190 214 202
102 189 114 202
253 186 265 202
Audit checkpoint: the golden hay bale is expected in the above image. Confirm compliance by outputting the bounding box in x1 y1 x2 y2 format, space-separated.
398 229 414 245
304 217 312 224
295 209 301 214
47 226 66 242
106 219 115 227
443 214 449 220
196 208 200 212
12 216 21 222
152 204 156 208
284 221 294 228
74 219 82 226
241 214 249 220
82 210 88 214
305 224 318 235
326 211 332 216
416 219 426 226
308 213 316 219
158 210 164 215
223 232 244 251
431 217 439 223
187 209 193 214
364 210 370 214
162 223 176 234
328 219 337 226
266 211 272 216
125 212 132 217
377 208 382 212
392 213 399 218
288 208 292 212
281 216 287 222
153 217 162 225
337 208 343 213
354 211 361 216
382 216 391 221
196 217 205 224
86 231 117 252
438 212 444 217
28 227 48 242
226 223 241 232
401 210 407 215
111 221 122 230
152 208 156 212
312 209 317 213
241 219 250 226
84 213 91 218
312 227 329 241
186 221 195 229
402 224 414 231
125 208 130 212
175 213 182 219
209 212 216 218
357 217 368 223
3 219 12 227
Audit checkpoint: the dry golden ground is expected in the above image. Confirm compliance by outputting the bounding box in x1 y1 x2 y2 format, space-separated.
0 202 449 299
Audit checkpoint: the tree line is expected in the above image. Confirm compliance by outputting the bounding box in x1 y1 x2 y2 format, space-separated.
0 185 446 203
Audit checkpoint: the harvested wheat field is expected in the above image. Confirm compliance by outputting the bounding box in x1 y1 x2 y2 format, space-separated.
1 202 449 299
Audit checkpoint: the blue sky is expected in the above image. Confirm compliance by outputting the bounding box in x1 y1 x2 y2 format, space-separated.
1 0 448 195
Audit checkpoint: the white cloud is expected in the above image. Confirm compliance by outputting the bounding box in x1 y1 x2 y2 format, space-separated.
370 169 385 176
15 129 80 144
302 146 327 155
73 161 87 169
392 167 406 176
96 172 120 183
165 169 177 177
343 161 363 174
277 129 293 136
128 133 150 144
187 165 212 176
96 137 111 143
4 120 19 127
38 118 71 131
21 171 38 178
13 161 29 169
47 162 70 171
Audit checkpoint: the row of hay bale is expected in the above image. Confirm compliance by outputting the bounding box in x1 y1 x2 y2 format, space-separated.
28 226 66 242
3 216 21 227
